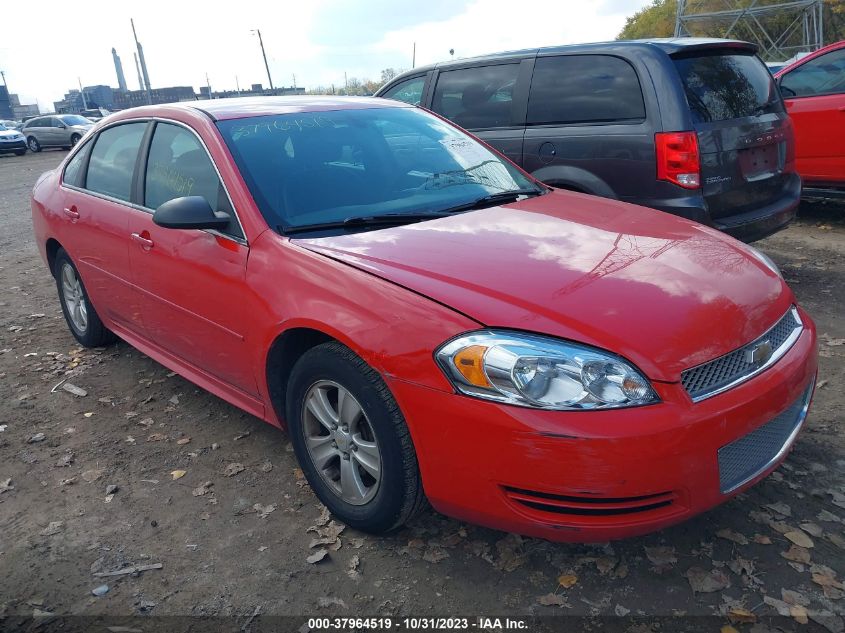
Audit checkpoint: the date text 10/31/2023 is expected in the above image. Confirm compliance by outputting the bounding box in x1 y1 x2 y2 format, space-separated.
306 617 529 630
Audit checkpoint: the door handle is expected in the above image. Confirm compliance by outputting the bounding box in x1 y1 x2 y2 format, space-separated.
63 207 80 220
130 232 155 249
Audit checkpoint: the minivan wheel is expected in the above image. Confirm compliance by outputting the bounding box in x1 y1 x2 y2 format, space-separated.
70 133 81 147
54 248 116 347
27 137 41 152
286 342 426 533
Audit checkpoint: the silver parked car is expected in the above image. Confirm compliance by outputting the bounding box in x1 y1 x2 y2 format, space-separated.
22 114 94 152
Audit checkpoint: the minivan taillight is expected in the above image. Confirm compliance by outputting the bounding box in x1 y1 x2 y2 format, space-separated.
655 132 700 189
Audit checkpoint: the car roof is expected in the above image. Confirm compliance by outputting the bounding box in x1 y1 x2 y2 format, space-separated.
185 96 410 121
392 38 756 76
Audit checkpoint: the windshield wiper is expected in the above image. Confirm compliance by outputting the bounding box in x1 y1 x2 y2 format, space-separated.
430 188 545 215
281 212 453 235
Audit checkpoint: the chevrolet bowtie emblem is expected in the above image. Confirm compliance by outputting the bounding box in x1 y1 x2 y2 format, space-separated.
744 340 773 366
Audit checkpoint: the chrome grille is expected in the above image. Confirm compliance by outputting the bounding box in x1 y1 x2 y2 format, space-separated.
718 382 812 494
681 307 802 401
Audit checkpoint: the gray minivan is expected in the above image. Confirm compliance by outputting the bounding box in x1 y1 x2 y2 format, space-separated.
376 38 800 242
22 114 94 153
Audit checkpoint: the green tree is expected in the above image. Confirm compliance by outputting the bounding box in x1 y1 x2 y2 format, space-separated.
618 0 676 39
617 0 845 54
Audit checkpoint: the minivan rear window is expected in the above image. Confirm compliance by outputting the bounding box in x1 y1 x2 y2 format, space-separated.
673 52 781 123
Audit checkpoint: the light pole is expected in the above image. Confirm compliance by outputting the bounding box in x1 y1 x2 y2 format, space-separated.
251 29 274 92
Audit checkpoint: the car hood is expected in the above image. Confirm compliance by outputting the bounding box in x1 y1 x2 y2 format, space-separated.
0 129 21 138
294 190 792 382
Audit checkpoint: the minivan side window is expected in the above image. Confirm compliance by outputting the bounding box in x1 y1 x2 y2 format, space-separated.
85 122 147 202
382 77 425 105
780 48 845 97
527 55 646 126
432 64 520 130
144 122 243 239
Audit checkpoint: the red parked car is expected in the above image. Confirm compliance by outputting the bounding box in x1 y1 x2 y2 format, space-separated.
31 97 818 542
775 41 845 197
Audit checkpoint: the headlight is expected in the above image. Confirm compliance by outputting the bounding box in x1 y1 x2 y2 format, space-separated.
435 331 659 410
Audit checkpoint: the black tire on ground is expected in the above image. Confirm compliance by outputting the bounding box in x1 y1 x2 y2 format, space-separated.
70 133 81 147
286 341 426 533
27 136 41 152
53 248 116 347
14 149 26 156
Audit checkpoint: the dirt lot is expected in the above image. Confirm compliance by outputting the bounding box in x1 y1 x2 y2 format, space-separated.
0 150 843 631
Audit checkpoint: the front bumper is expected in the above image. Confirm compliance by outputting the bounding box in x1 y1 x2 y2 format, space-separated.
389 311 817 542
0 139 26 153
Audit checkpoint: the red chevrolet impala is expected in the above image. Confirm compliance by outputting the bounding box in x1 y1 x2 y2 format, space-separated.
31 97 817 542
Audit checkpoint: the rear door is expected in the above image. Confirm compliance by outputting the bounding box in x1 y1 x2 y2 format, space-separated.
59 121 148 332
428 62 526 165
522 54 651 198
672 50 795 220
777 46 845 185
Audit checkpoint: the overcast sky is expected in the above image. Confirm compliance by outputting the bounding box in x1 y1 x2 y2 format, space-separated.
0 0 650 112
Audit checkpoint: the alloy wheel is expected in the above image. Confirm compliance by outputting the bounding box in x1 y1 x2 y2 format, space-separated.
302 380 382 505
60 262 88 333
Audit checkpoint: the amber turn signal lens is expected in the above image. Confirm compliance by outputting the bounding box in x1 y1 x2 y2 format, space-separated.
453 345 490 387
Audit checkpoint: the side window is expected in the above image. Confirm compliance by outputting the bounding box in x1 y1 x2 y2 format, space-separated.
780 49 845 97
527 55 646 125
382 77 425 105
85 122 147 202
63 145 88 187
144 122 243 239
431 64 520 130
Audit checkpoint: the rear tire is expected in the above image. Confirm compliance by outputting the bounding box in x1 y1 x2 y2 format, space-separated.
27 136 41 152
54 248 116 347
286 341 426 533
70 133 81 147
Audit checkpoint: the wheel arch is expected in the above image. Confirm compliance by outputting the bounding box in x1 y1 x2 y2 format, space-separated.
531 165 618 199
45 238 63 276
265 323 372 428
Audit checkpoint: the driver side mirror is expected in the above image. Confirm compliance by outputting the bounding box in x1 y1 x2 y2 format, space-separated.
56 121 67 129
153 196 231 230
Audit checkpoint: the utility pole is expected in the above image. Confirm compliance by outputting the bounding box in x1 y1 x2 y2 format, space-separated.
412 42 416 69
252 29 274 91
236 75 241 94
78 78 89 110
206 73 212 98
344 72 348 94
292 73 296 90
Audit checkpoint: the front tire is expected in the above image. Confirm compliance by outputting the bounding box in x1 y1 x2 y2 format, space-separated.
27 136 41 152
14 149 26 156
70 133 81 147
286 342 425 533
54 248 115 347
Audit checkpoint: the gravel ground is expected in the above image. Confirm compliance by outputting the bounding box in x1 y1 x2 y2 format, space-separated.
0 150 843 632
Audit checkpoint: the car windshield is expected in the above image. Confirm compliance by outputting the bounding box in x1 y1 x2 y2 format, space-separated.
61 115 92 126
216 106 541 233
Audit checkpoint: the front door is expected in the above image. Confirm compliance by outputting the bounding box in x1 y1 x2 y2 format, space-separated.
779 47 845 184
127 121 258 397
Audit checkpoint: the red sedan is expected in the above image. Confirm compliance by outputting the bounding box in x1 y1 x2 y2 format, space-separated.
775 40 845 197
31 97 817 542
